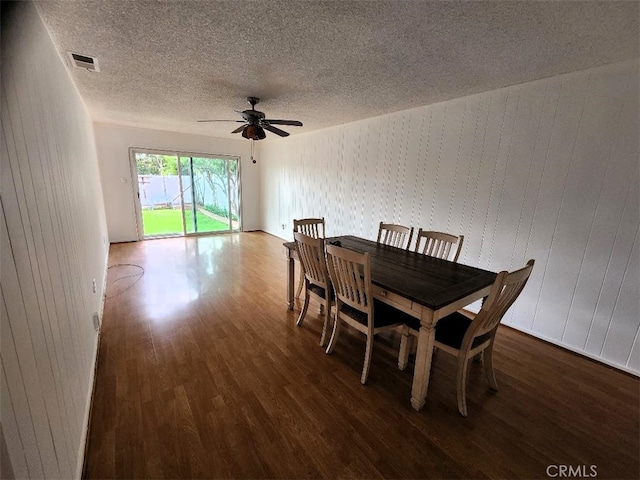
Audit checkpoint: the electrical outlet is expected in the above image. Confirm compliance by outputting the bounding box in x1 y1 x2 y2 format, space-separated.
92 313 100 332
92 278 97 293
281 224 286 230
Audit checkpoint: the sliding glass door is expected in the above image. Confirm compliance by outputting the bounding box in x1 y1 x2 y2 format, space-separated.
132 149 241 239
180 156 240 234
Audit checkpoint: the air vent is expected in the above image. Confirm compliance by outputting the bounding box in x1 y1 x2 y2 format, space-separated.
67 51 100 72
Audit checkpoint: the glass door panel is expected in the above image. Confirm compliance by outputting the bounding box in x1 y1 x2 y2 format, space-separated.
134 152 184 237
179 157 197 234
133 149 241 238
183 156 238 234
228 159 240 231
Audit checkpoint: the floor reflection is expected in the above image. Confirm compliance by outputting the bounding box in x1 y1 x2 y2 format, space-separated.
107 234 246 321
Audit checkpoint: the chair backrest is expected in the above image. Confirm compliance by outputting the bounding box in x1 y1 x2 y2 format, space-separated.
466 259 535 341
376 222 414 249
294 232 330 289
293 217 325 239
325 244 372 318
414 229 464 262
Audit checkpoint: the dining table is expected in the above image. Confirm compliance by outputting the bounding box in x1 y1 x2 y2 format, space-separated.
284 235 497 411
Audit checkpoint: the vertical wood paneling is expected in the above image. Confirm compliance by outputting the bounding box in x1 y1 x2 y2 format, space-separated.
468 90 508 266
23 36 85 454
561 69 632 348
445 99 472 235
0 272 45 479
505 83 548 271
601 227 639 366
433 99 464 232
1 1 108 478
1 198 55 477
458 96 489 264
0 355 28 479
259 60 640 374
400 110 421 228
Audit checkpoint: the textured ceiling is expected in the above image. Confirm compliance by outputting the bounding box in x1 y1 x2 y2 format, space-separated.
35 0 639 140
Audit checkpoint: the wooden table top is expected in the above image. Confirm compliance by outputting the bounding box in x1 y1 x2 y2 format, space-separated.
285 235 497 311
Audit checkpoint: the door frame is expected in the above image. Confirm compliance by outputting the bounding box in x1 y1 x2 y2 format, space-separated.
129 147 243 240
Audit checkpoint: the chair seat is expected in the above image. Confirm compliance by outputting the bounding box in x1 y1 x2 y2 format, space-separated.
434 312 491 349
308 283 334 300
400 312 490 349
340 299 413 328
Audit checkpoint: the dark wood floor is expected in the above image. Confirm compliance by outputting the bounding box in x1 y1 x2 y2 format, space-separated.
84 232 639 479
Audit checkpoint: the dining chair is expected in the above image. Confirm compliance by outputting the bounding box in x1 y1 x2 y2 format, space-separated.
293 218 325 299
325 244 413 384
402 230 465 355
413 229 464 262
293 232 333 347
399 259 535 416
376 222 414 250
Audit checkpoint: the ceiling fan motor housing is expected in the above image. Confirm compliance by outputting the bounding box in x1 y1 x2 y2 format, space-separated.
241 109 265 124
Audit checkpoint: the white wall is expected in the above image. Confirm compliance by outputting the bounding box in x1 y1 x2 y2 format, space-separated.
1 1 109 478
94 123 259 242
258 60 640 375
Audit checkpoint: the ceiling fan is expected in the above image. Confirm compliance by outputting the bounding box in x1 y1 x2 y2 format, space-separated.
198 97 303 140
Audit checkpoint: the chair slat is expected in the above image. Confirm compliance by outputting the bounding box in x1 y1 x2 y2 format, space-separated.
377 222 413 250
414 229 464 262
293 218 325 239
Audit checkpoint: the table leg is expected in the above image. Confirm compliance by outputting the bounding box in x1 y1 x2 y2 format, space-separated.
287 254 295 310
398 325 411 371
410 312 437 411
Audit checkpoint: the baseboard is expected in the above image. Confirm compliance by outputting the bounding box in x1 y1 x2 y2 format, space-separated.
98 254 109 327
75 251 108 478
502 324 639 378
76 330 101 479
258 229 289 242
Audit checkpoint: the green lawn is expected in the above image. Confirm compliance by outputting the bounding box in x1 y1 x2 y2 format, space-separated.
142 209 230 236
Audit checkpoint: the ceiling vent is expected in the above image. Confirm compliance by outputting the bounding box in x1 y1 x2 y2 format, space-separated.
67 52 100 72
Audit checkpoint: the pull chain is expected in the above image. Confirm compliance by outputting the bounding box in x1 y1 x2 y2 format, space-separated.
251 139 257 164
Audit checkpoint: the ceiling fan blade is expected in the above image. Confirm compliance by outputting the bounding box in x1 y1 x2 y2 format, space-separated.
231 124 247 134
263 124 290 137
264 119 303 126
197 119 244 123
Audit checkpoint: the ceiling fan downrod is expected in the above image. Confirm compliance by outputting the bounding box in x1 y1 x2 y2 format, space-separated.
247 96 259 110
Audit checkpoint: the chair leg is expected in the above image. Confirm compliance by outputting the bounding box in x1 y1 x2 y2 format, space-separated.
319 301 331 347
456 355 470 417
296 287 310 326
484 343 498 391
411 337 418 355
398 326 411 371
361 334 374 384
325 313 341 354
295 267 305 299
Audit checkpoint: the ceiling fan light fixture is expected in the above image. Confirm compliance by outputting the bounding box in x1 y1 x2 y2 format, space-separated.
242 124 266 140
